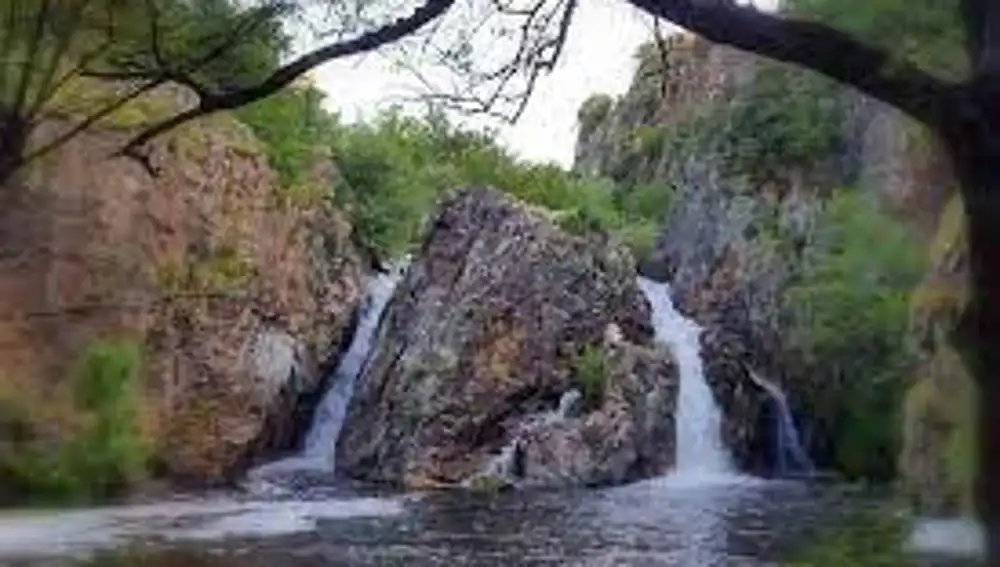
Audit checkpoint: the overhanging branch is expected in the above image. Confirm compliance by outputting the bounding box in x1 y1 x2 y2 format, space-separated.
625 0 960 128
118 0 457 162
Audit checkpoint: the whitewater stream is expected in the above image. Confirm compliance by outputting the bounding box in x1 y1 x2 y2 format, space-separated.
0 275 982 566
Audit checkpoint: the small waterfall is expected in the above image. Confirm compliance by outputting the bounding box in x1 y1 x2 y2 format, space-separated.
301 264 405 463
247 263 405 481
637 277 732 476
746 367 815 477
467 389 584 485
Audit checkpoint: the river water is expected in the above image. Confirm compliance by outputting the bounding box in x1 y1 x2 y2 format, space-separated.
0 476 982 567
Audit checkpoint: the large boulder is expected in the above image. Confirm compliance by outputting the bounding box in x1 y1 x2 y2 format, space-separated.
515 338 678 487
336 186 678 488
0 83 364 490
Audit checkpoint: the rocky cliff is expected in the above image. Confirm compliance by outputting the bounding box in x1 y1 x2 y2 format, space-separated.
337 186 678 488
0 83 364 493
902 192 975 515
573 34 955 480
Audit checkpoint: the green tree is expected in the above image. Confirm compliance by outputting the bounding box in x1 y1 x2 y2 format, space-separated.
784 190 924 480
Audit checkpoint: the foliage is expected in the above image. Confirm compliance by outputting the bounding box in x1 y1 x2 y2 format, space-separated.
721 63 843 181
573 344 609 409
234 84 338 186
68 0 287 91
633 125 667 161
783 189 925 481
577 94 614 136
0 340 151 504
330 107 665 260
781 509 911 566
786 0 966 78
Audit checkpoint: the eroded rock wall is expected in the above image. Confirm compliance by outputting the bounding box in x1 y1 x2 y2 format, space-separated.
0 89 363 486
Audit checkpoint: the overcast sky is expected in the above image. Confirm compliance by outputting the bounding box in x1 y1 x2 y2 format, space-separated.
309 0 659 169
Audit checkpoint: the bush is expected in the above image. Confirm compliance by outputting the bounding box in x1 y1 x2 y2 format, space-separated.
721 64 843 181
234 85 339 187
0 340 151 504
578 94 614 136
573 344 609 410
331 107 658 260
783 189 925 481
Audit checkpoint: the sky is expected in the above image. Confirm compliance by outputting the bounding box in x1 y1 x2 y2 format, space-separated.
309 0 660 169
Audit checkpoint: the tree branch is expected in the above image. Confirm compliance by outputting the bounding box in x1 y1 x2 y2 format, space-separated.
117 0 457 160
625 0 960 129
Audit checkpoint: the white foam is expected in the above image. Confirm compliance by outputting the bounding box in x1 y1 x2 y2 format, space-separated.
0 496 405 559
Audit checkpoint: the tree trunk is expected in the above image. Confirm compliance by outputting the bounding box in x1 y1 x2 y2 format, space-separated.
947 114 1000 563
0 109 27 187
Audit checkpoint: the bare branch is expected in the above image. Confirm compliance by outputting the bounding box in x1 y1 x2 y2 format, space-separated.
390 0 577 122
626 0 959 128
116 0 457 157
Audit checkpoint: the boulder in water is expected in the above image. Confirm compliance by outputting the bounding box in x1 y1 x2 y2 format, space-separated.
336 186 677 488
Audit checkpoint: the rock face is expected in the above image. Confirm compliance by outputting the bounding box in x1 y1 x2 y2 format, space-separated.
336 186 678 488
0 89 363 486
515 339 678 487
901 192 975 515
572 34 954 476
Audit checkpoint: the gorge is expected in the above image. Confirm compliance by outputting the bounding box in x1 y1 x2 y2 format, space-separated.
0 13 985 567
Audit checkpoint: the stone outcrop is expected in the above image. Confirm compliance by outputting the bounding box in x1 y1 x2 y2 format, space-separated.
0 87 364 486
336 186 678 488
514 338 678 487
572 33 955 476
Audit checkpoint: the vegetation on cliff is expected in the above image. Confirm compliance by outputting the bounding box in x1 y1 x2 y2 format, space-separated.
782 190 925 481
0 341 151 504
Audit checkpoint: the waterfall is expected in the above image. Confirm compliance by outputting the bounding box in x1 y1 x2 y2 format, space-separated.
637 277 732 476
746 367 815 477
301 264 405 463
247 263 405 481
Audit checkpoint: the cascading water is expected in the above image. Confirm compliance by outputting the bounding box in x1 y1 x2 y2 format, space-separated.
247 263 405 482
746 367 815 477
300 264 405 465
636 277 732 477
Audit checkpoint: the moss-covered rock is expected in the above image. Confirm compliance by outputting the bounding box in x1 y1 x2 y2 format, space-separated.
900 192 976 515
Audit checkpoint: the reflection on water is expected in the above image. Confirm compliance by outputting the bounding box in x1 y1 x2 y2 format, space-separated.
0 478 983 567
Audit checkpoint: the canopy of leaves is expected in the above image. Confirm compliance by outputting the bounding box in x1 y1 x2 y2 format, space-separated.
783 189 925 480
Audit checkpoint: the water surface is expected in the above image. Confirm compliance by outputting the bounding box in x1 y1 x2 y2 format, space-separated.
0 476 981 567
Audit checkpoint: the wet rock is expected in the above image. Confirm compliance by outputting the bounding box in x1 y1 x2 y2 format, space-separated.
336 186 675 488
518 340 678 486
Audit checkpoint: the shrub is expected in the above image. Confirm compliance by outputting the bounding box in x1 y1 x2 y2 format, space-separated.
0 340 151 504
573 344 609 410
332 107 655 260
577 94 614 136
721 64 843 181
234 85 338 187
783 189 925 481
